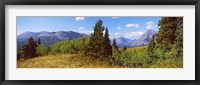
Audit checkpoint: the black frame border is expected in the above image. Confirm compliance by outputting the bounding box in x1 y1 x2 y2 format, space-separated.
0 0 199 85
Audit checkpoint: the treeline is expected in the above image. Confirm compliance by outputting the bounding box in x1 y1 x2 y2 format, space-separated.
17 36 90 59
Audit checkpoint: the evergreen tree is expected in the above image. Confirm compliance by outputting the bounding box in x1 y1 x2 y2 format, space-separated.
171 18 183 57
102 28 112 57
123 45 127 51
147 34 156 52
26 36 38 57
112 38 118 50
155 17 183 58
38 38 41 45
87 20 105 57
69 37 72 40
18 36 38 58
156 17 183 51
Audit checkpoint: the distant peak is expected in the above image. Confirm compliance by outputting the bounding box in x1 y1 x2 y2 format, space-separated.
40 31 48 33
147 29 155 32
23 31 32 33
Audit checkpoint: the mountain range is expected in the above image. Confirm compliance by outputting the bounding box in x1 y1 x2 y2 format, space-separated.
128 30 156 47
113 30 156 48
17 31 87 49
17 30 156 49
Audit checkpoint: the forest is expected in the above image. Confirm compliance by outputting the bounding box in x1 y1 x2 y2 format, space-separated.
17 17 183 68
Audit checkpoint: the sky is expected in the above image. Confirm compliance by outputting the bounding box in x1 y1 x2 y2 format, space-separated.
17 16 161 40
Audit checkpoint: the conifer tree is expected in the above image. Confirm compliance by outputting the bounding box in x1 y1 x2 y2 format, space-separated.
88 20 105 56
18 36 38 58
155 17 183 58
123 45 127 51
102 28 112 57
147 34 156 52
38 38 41 45
112 38 118 50
156 17 183 51
26 36 38 57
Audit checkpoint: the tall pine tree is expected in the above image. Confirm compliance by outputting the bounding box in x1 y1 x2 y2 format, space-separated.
87 20 105 57
123 45 127 51
102 28 112 57
112 38 118 50
26 36 38 57
38 38 41 45
147 34 156 52
156 17 183 51
155 17 183 58
87 20 112 58
18 36 38 58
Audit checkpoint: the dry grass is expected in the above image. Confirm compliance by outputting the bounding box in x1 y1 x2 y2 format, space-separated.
17 46 182 68
17 54 122 68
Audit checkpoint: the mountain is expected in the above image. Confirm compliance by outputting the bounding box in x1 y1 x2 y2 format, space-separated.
110 30 156 48
129 30 156 47
17 31 88 49
114 37 133 48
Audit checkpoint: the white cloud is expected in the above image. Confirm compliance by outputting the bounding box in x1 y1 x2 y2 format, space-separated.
146 21 154 30
125 24 140 28
112 17 119 19
124 31 145 40
75 17 85 21
77 27 93 34
78 27 85 30
115 32 122 36
117 26 121 29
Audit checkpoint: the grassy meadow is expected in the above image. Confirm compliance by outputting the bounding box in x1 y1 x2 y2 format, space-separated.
17 54 122 68
17 46 182 68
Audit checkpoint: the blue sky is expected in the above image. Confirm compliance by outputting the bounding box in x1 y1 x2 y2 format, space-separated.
17 16 161 40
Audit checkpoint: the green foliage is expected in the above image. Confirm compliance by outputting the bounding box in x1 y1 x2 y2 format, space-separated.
112 38 118 50
87 20 105 56
151 48 165 59
17 36 38 59
17 48 25 59
110 46 151 67
150 56 183 68
147 34 155 52
102 28 112 57
152 17 183 59
50 36 90 54
156 17 183 52
36 44 49 56
87 20 112 59
145 17 183 67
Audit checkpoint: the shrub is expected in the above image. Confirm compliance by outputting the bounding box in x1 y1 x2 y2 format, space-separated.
36 44 49 56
